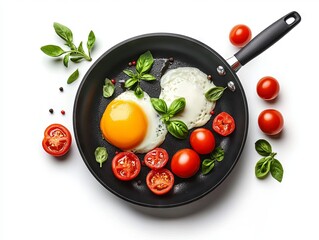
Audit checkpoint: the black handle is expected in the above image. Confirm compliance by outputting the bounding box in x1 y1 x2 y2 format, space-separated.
234 11 301 66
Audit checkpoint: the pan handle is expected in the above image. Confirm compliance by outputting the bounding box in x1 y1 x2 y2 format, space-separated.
229 11 301 71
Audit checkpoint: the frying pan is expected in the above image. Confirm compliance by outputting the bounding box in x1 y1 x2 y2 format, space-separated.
73 11 301 208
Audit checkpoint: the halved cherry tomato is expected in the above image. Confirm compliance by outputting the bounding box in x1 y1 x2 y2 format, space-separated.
258 109 284 135
229 24 252 47
171 149 200 178
112 152 141 181
257 76 280 100
212 112 236 136
146 168 174 195
190 128 216 154
144 148 169 170
42 123 72 157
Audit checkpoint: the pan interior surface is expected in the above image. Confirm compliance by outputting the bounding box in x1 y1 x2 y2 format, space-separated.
73 33 248 208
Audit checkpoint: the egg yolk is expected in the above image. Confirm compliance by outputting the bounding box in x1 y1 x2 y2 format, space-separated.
100 100 148 150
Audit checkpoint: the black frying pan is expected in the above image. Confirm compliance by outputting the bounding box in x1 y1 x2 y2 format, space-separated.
73 11 300 208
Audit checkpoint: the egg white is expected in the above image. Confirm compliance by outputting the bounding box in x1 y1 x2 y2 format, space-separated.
115 91 167 153
159 67 216 129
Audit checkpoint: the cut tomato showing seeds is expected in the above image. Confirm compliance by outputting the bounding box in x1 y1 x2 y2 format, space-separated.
146 168 174 195
212 112 236 136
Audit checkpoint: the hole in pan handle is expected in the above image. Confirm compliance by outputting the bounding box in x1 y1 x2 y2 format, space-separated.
227 11 301 72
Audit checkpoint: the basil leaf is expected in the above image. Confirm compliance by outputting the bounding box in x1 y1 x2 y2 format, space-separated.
124 77 138 89
103 78 115 98
136 50 154 74
140 73 156 81
70 56 84 63
167 120 188 139
67 68 79 84
151 98 168 114
78 41 85 55
270 159 283 182
202 159 215 175
167 97 186 117
53 22 73 44
94 147 108 168
123 69 136 78
211 147 224 162
87 30 95 54
63 53 70 67
134 85 144 98
255 157 271 179
255 139 272 156
41 45 65 57
205 86 226 102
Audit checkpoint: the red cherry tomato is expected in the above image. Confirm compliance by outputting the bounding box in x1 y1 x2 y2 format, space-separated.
146 168 174 195
212 112 236 136
257 76 280 100
112 152 141 181
190 128 216 154
42 123 72 157
171 149 200 178
258 109 284 135
144 148 169 170
229 24 252 47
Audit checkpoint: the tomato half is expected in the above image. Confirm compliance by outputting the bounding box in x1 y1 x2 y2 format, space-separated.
144 148 169 170
258 109 284 135
212 112 236 136
112 152 141 181
190 128 216 154
42 123 72 157
171 149 200 178
146 168 174 195
257 76 280 100
229 24 252 47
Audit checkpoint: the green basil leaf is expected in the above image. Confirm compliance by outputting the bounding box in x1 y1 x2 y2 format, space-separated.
134 85 144 98
123 69 136 78
211 146 224 162
167 97 186 117
270 159 283 182
150 98 168 114
205 86 226 102
255 157 271 179
202 159 215 175
53 22 73 44
124 77 138 89
167 120 188 139
103 78 115 98
67 68 79 84
40 45 65 57
140 73 156 81
255 139 272 156
78 41 85 55
136 50 154 74
87 30 95 54
94 146 108 168
70 56 84 63
63 53 70 67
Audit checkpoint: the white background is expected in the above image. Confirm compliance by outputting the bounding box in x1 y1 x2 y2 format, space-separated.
1 0 318 239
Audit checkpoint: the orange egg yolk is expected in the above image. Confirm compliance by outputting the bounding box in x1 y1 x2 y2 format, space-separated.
100 100 148 150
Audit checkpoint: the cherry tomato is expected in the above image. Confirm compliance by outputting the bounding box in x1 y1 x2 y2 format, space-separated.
112 152 141 181
258 109 284 135
144 148 169 170
190 128 216 154
146 168 174 195
212 112 236 136
42 123 72 157
229 24 252 47
171 149 200 178
257 76 280 100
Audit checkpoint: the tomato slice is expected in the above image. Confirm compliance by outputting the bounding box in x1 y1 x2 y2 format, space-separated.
112 152 141 181
42 123 72 157
212 112 236 136
146 168 174 195
144 148 169 170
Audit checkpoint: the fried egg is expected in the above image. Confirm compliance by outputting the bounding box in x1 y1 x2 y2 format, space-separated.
159 67 216 129
100 91 167 153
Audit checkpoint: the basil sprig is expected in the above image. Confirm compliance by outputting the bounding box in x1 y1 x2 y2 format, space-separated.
151 97 188 139
103 78 115 98
123 51 156 98
205 86 226 102
255 139 284 182
94 147 108 168
202 147 225 174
